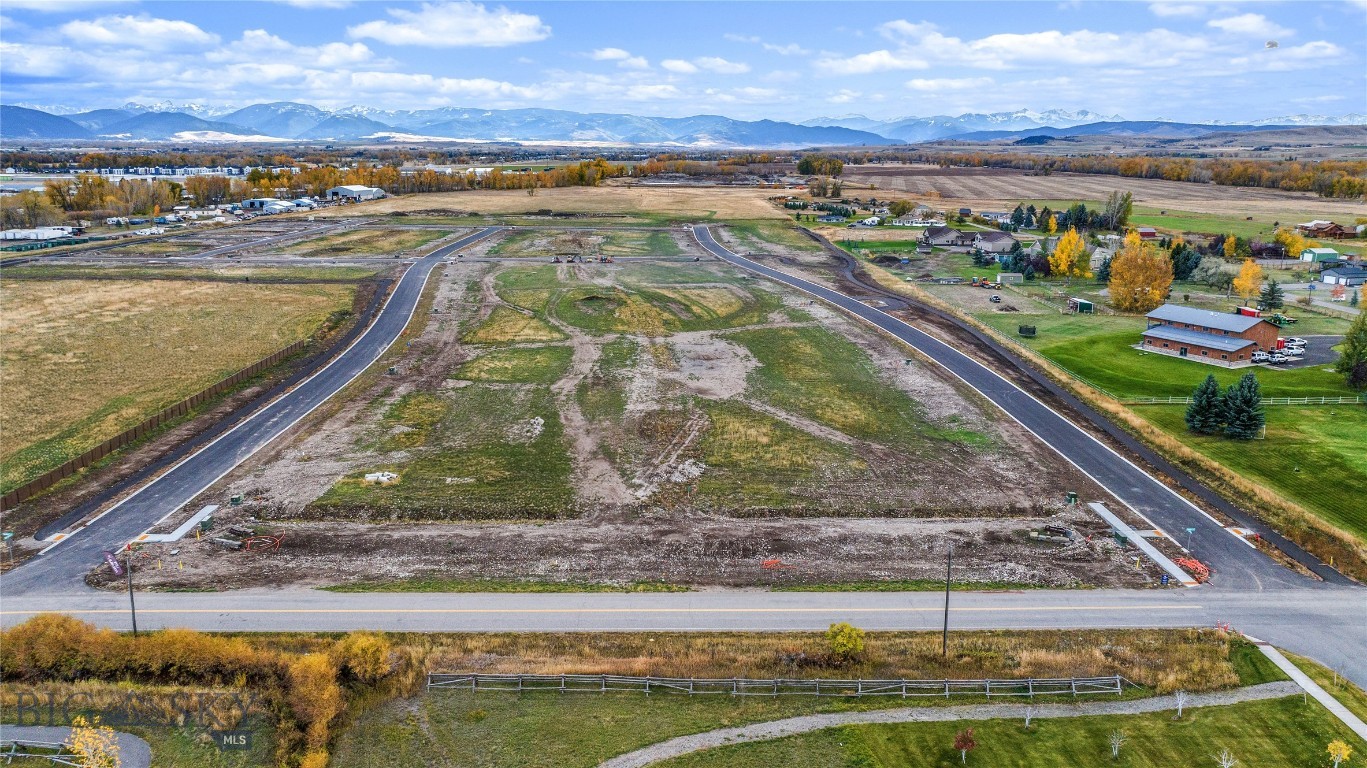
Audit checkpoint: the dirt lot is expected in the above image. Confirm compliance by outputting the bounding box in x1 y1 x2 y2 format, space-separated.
118 228 1151 591
0 277 355 492
842 164 1367 220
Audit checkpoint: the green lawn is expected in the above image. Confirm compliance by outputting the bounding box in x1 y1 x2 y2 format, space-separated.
727 219 823 252
974 313 1349 399
577 336 637 423
1284 652 1367 724
1139 405 1367 539
660 697 1365 768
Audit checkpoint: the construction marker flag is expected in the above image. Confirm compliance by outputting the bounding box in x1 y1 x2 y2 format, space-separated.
103 550 124 577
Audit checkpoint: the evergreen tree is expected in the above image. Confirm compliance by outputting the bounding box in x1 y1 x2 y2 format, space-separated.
1223 372 1264 440
1185 374 1224 435
1335 308 1367 389
1095 256 1112 283
1010 204 1025 228
1024 204 1037 229
1258 279 1285 310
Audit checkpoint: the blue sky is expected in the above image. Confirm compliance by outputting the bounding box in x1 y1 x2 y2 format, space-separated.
1 0 1364 122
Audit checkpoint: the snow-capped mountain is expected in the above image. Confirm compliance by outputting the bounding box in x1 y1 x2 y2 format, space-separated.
1242 114 1367 126
802 110 1126 141
121 101 236 118
3 100 1362 146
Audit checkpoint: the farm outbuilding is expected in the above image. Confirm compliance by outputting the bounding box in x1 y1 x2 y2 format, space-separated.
1067 297 1094 314
1140 304 1279 366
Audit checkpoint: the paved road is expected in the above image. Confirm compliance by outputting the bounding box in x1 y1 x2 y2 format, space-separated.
691 226 1307 592
3 588 1364 686
0 726 152 768
1 228 501 595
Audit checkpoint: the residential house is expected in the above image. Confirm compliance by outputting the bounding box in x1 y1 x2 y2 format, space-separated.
1297 220 1356 239
817 214 846 223
859 216 882 226
1089 246 1115 272
1140 304 1279 366
921 226 970 247
1321 267 1367 287
980 211 1012 225
974 231 1018 254
890 215 919 227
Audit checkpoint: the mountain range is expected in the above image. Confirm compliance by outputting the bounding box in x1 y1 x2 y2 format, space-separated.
1 102 1362 148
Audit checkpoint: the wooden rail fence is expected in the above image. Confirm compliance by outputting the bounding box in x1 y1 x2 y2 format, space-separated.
426 673 1128 698
1 338 311 511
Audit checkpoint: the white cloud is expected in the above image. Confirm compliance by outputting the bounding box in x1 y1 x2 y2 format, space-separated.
206 30 377 68
348 1 550 48
827 89 861 104
723 33 810 56
1230 40 1347 71
347 71 543 100
818 49 927 75
661 59 698 74
661 56 748 74
264 0 354 7
1208 13 1293 38
1148 2 1205 17
61 15 220 50
1 0 129 10
694 56 749 74
590 47 647 68
905 77 994 91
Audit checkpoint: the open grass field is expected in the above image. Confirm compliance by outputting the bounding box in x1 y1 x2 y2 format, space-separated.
0 278 355 493
658 696 1361 768
327 631 1288 768
311 384 575 520
456 346 574 384
728 326 993 452
462 305 566 343
555 282 782 336
1139 405 1367 541
331 185 789 226
285 227 454 257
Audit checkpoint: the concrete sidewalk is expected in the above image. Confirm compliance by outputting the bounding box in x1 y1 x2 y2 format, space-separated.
1254 639 1367 741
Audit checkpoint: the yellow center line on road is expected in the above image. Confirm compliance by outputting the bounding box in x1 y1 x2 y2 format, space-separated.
0 605 1202 616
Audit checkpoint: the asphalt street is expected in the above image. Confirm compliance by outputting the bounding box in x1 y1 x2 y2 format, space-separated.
1 227 501 595
2 588 1363 687
691 226 1313 592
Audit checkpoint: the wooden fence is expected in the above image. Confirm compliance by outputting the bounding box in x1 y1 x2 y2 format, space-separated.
426 673 1128 698
0 338 311 511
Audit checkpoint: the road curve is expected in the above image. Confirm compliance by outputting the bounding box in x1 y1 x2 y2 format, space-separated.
2 227 502 595
691 226 1304 592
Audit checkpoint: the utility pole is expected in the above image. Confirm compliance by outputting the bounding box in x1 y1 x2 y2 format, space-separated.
125 545 138 638
942 543 953 657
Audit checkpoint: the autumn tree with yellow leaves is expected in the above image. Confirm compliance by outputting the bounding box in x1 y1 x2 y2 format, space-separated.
1232 259 1264 306
1108 231 1173 312
1048 227 1090 281
66 716 121 768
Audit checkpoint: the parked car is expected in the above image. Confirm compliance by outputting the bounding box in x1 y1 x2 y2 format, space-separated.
1268 353 1289 364
1251 351 1270 363
989 294 1002 303
1283 337 1307 347
1283 346 1304 357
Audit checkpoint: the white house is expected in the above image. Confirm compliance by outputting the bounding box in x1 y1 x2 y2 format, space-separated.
859 216 882 226
1089 247 1115 272
974 231 1018 254
326 185 385 201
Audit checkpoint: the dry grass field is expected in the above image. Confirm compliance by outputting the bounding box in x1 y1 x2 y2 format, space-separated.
843 164 1366 221
0 278 355 491
329 185 789 222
